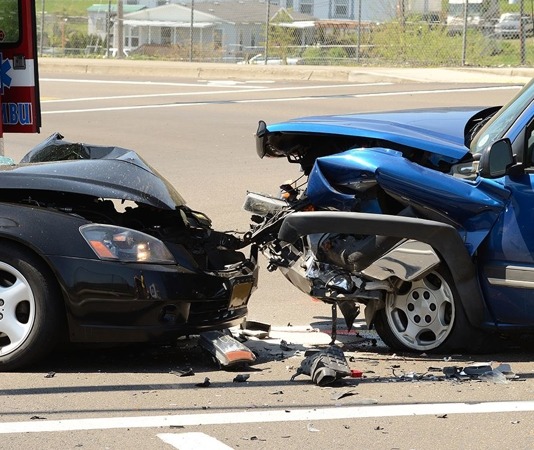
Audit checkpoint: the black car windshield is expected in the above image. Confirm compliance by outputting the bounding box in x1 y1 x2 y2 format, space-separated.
471 79 534 154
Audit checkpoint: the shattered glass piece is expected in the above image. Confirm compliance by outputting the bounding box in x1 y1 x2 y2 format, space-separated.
0 156 14 166
494 363 518 379
479 370 509 384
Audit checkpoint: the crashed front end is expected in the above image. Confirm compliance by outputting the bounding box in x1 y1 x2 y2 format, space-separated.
1 134 258 343
246 107 508 339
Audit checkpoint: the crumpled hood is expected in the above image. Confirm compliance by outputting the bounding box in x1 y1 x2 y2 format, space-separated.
265 107 486 161
0 133 185 210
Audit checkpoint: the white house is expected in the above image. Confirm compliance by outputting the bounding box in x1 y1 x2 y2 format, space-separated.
116 3 224 50
110 2 314 56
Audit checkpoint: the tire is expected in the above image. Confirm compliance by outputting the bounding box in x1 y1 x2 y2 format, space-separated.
374 266 474 354
0 243 65 371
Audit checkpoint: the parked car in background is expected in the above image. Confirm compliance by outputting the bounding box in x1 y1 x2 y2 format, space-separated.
238 54 301 65
0 134 258 371
494 13 534 39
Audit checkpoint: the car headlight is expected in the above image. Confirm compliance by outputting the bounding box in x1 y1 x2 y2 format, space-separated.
80 224 175 263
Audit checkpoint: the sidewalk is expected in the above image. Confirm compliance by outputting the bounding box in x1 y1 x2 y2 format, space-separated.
38 57 534 84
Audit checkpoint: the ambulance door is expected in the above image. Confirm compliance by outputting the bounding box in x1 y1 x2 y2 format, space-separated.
0 0 41 141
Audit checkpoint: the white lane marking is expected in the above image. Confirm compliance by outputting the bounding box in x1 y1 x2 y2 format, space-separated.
158 432 233 450
0 401 533 434
44 102 211 114
41 78 247 87
41 85 519 115
40 81 391 104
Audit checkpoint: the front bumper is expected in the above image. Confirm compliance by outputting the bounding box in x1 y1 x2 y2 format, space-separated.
48 248 258 343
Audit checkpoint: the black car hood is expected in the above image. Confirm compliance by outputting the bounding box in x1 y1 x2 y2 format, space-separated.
2 133 185 210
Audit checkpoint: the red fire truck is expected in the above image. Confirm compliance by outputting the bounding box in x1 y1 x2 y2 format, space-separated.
0 0 41 153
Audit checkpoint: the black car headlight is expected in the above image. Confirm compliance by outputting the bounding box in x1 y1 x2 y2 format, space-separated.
80 224 175 263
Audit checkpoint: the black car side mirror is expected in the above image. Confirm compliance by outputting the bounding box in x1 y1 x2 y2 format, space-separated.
479 138 515 179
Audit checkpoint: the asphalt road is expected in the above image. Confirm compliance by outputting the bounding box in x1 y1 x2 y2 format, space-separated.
3 74 534 450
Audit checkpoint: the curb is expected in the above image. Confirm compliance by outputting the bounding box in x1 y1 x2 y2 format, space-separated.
38 57 534 84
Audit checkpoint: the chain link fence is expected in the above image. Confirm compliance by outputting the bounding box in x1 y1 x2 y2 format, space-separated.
37 0 534 67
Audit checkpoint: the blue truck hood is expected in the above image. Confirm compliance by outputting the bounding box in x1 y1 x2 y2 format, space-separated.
260 107 487 161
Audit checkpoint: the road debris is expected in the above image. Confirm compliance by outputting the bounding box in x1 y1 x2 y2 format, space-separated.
331 389 358 401
291 345 351 386
240 320 271 339
170 368 195 377
195 377 211 388
279 340 293 351
442 362 518 383
233 374 250 383
199 330 256 369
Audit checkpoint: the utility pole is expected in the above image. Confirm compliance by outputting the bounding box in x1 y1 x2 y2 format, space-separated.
461 0 468 66
39 0 45 56
117 0 124 58
264 0 270 64
520 0 526 65
106 0 111 57
189 0 195 62
356 0 361 63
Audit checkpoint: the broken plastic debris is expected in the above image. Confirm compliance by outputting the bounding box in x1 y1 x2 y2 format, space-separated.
443 363 517 383
195 377 211 388
200 330 256 368
331 389 358 401
279 340 293 351
443 366 469 381
307 423 320 432
44 371 56 378
233 374 250 383
463 363 493 377
291 345 351 386
240 320 271 339
170 368 195 377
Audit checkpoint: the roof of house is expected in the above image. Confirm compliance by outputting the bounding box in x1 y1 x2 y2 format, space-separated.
123 3 224 25
193 1 315 24
87 4 146 14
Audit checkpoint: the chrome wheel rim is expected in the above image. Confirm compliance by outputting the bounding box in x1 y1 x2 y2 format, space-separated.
385 271 455 351
0 262 36 356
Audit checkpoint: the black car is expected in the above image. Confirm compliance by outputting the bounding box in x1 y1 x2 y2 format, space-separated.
0 133 258 370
